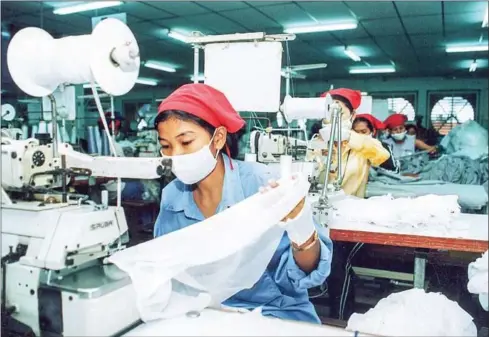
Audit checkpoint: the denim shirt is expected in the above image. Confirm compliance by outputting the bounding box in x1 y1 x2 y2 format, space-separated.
154 155 333 324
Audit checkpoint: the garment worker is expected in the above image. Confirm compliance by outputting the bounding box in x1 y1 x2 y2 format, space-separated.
316 88 391 198
353 114 400 173
315 89 391 322
383 114 437 158
153 83 333 324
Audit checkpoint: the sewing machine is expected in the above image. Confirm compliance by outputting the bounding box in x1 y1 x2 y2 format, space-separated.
1 135 172 336
249 130 308 163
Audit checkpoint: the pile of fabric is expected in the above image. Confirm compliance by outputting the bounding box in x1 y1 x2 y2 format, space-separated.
329 194 460 229
419 155 489 186
346 288 477 336
467 250 488 311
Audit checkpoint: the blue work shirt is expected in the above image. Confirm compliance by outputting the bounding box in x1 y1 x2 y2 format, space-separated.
154 155 333 324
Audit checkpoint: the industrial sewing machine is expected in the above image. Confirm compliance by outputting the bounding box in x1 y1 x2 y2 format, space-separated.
248 129 309 163
1 133 172 336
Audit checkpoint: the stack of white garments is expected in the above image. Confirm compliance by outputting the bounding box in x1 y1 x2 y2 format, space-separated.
347 288 477 336
467 250 488 311
330 194 460 229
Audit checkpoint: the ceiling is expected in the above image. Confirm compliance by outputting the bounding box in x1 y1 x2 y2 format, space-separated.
1 0 488 90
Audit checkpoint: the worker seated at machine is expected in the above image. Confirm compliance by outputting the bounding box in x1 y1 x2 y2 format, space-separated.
308 89 392 322
315 88 391 199
352 114 400 173
153 83 333 324
382 114 437 159
97 112 154 233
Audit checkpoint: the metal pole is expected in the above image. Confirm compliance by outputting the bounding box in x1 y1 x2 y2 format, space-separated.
319 105 340 202
193 45 199 83
48 94 58 158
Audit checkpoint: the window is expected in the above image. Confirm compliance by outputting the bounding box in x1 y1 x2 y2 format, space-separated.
429 92 476 135
386 97 416 121
370 92 417 122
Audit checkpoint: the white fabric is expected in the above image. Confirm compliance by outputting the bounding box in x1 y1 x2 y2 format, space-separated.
108 175 310 322
281 200 315 246
346 288 477 336
104 141 126 195
467 250 488 311
126 308 361 336
329 194 460 230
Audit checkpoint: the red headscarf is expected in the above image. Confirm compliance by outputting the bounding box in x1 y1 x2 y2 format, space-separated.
158 83 245 133
320 88 362 110
384 113 408 130
157 83 245 168
355 114 385 136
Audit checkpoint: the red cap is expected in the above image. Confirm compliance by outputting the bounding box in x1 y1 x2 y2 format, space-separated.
158 83 245 133
384 113 408 129
320 88 362 110
355 114 385 134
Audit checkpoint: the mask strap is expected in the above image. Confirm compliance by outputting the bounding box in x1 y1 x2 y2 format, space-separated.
211 128 234 170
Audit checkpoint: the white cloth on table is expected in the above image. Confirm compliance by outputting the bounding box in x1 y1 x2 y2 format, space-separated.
346 288 477 336
329 194 460 231
467 250 488 311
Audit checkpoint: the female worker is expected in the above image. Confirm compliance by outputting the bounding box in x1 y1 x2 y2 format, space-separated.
153 83 333 324
317 88 391 198
315 89 391 321
353 114 400 173
383 114 436 158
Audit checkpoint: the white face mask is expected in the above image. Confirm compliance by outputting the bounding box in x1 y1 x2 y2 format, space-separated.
391 131 407 141
163 134 220 185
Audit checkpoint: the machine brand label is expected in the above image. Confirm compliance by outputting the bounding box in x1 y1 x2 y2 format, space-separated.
90 220 114 231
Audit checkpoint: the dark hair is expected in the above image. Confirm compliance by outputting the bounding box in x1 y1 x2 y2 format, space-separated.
406 124 417 131
154 110 242 159
353 116 374 133
310 121 323 138
331 94 354 113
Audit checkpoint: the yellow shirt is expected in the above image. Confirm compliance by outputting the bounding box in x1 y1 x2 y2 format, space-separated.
316 132 390 198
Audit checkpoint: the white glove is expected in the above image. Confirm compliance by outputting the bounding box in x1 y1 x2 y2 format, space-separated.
281 200 315 246
319 123 351 143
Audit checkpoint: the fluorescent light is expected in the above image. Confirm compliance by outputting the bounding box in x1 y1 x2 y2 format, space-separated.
83 83 100 89
361 92 368 96
53 1 123 15
349 66 396 74
284 22 357 34
168 31 190 43
1 31 10 38
144 60 176 73
344 47 361 62
446 44 488 53
469 60 477 72
483 6 488 28
136 78 158 86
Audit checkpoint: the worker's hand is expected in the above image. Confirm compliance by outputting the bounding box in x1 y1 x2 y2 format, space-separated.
319 123 351 143
427 146 437 154
259 177 306 222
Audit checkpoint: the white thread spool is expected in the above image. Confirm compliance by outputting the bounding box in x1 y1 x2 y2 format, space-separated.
281 94 334 123
7 18 140 97
280 155 293 179
1 104 16 121
245 153 257 162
